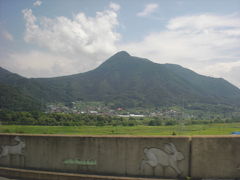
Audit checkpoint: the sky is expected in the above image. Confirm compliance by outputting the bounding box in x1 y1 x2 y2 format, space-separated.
0 0 240 87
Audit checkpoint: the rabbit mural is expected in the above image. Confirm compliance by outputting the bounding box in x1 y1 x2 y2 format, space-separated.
141 143 184 176
0 136 25 158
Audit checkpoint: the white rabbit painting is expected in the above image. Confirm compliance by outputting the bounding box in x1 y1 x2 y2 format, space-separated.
141 143 184 176
0 136 25 158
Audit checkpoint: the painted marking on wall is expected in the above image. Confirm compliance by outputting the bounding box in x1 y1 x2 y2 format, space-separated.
0 136 25 158
64 159 97 166
141 143 184 175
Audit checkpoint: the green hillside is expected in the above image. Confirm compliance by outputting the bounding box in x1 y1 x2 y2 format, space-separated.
1 51 240 110
0 83 42 111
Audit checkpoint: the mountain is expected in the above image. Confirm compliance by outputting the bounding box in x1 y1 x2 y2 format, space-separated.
0 83 43 111
1 51 240 110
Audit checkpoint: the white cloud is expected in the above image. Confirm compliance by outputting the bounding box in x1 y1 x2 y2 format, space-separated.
33 0 42 7
18 3 120 77
1 51 79 78
137 3 159 17
1 30 13 41
203 61 240 87
22 6 120 55
109 2 120 11
121 13 240 87
167 14 240 30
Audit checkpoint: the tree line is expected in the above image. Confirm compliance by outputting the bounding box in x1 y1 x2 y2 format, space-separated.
0 110 239 127
0 110 140 126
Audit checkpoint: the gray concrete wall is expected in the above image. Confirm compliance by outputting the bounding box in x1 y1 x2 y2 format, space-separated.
191 136 240 179
1 134 240 179
0 134 190 179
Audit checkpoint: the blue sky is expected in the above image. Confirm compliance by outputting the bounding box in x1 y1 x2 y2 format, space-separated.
0 0 240 87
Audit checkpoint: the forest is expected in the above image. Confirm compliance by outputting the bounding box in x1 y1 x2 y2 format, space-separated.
1 109 240 127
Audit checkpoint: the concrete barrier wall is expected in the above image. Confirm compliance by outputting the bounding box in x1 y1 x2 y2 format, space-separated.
0 134 190 179
191 136 240 178
0 134 240 179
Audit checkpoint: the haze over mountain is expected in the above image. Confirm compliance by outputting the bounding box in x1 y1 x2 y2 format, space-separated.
1 51 240 111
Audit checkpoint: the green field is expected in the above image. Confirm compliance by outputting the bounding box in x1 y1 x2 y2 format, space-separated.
0 123 240 135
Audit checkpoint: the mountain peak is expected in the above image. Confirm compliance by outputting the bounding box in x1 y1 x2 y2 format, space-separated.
112 51 130 57
97 51 132 69
97 51 154 71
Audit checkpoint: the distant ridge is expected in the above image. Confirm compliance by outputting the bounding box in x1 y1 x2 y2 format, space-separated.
1 51 240 110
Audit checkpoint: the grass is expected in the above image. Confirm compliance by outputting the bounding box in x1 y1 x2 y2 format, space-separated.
0 123 240 136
